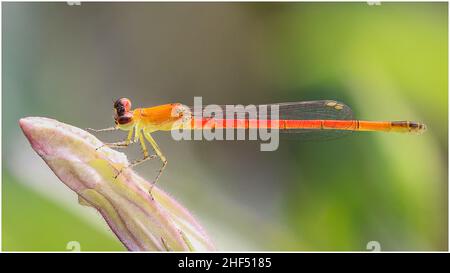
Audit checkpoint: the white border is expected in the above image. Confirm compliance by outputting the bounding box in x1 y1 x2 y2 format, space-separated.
0 0 448 253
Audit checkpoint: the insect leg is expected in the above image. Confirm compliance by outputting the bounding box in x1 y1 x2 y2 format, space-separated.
96 129 135 150
144 132 168 192
113 130 156 178
86 126 118 132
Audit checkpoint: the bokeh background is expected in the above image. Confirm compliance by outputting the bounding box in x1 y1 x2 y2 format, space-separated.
2 2 448 251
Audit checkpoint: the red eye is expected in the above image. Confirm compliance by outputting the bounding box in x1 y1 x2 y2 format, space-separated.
121 98 131 111
117 113 133 124
114 98 132 112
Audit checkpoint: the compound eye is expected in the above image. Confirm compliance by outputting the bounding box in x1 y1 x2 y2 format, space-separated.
117 113 133 125
120 98 131 111
114 98 132 112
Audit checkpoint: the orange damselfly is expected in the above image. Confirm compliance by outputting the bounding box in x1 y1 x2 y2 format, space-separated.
88 98 426 188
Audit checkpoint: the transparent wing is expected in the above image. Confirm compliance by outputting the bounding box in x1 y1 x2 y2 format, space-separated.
188 100 355 141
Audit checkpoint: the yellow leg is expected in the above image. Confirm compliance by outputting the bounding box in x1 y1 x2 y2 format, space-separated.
114 130 157 178
144 132 168 192
96 129 135 150
139 131 149 158
126 131 157 167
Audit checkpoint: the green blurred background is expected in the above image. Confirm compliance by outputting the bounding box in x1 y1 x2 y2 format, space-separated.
2 2 447 251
